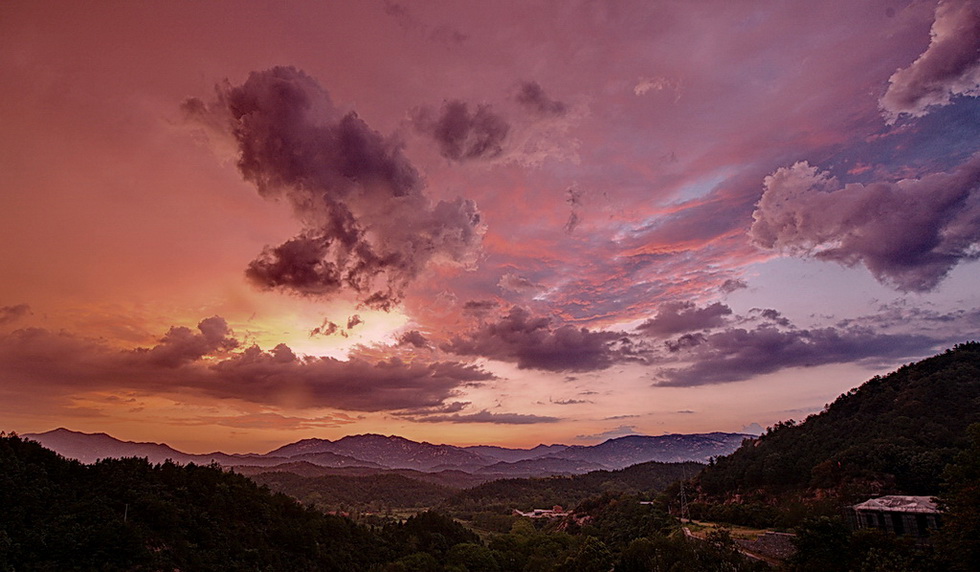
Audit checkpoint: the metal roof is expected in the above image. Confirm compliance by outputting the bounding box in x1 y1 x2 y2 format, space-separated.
852 495 939 514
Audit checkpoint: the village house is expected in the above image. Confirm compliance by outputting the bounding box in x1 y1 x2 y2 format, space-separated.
847 495 941 538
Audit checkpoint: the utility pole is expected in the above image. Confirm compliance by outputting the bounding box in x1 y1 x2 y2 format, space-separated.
679 481 690 523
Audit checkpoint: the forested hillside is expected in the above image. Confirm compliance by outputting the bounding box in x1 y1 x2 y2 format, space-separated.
0 433 382 570
445 460 703 516
689 341 980 524
0 434 769 571
248 470 457 512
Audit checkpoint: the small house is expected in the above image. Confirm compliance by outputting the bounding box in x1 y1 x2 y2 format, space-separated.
847 495 941 538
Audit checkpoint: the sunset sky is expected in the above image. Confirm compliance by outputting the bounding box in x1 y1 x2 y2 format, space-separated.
2 0 979 454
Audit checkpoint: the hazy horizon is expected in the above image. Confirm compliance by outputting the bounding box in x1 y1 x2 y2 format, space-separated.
21 425 759 456
2 1 979 454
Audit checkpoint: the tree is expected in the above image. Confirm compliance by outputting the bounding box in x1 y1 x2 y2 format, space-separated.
937 423 980 571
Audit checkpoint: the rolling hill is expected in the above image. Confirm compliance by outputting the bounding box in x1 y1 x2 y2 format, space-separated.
688 341 980 525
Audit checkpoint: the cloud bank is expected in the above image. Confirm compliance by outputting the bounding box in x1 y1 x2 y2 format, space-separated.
0 318 493 412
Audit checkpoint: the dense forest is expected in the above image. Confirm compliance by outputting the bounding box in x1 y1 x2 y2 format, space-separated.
248 470 456 513
443 460 702 517
0 433 383 570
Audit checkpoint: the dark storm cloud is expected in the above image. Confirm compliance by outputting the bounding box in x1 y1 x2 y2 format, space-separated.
656 326 937 387
407 409 560 424
750 154 980 292
880 0 980 121
0 304 31 325
442 306 628 372
412 100 509 161
516 81 568 117
637 302 732 336
0 319 492 412
184 67 484 308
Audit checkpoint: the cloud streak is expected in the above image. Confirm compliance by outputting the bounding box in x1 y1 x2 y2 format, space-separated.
656 326 937 387
405 409 561 424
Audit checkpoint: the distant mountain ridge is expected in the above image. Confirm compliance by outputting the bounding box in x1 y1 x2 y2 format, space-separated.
23 428 750 478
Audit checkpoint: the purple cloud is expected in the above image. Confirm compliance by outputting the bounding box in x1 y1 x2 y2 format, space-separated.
412 100 509 161
881 0 980 121
135 316 239 368
398 330 430 348
638 302 733 336
442 306 629 372
184 67 484 309
750 154 980 291
656 326 937 387
516 81 568 117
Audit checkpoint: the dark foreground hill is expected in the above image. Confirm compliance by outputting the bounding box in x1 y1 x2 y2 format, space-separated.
688 341 980 526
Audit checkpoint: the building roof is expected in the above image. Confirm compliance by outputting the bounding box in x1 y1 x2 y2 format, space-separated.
852 495 939 514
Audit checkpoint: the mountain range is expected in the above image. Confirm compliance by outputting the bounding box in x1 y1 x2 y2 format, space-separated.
23 428 749 478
